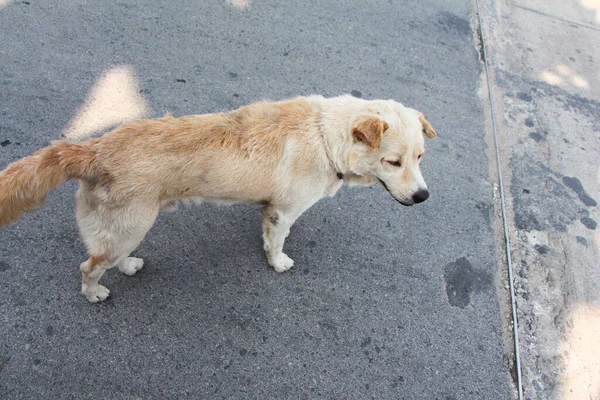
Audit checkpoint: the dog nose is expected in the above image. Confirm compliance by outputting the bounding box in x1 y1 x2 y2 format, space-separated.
412 189 429 204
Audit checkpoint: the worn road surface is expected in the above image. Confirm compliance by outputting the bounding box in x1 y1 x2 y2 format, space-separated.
480 1 600 399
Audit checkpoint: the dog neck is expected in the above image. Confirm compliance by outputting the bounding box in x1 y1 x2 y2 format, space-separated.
317 117 348 180
315 100 357 180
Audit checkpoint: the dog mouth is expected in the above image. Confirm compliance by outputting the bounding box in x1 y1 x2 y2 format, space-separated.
377 179 413 206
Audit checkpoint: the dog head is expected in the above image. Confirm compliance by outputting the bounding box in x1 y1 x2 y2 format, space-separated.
348 101 436 206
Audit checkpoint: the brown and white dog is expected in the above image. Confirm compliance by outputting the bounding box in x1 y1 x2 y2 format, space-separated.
0 95 436 302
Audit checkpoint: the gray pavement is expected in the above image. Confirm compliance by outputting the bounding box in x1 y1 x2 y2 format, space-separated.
479 1 600 399
0 1 513 399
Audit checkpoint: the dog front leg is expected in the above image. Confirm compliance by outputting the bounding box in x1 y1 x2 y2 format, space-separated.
261 206 300 272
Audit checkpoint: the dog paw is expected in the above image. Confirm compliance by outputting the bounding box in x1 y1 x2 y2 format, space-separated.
270 253 294 273
82 284 110 303
117 257 144 276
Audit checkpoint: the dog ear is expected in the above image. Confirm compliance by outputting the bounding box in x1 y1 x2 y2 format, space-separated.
419 114 437 139
352 115 389 150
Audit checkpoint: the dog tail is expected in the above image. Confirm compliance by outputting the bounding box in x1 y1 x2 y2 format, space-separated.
0 140 99 227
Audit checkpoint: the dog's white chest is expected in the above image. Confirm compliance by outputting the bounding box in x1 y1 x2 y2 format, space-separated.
325 177 344 197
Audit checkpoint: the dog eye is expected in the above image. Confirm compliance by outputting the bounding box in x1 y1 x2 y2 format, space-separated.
386 160 402 167
417 154 423 160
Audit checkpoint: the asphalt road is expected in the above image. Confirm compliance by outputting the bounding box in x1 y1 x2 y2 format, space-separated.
0 1 512 399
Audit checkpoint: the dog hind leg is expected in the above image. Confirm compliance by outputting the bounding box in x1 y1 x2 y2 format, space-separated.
76 187 159 302
79 255 114 303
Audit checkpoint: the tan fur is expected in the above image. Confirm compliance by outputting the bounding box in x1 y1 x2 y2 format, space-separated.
351 115 389 149
0 95 436 302
0 140 99 226
419 113 437 138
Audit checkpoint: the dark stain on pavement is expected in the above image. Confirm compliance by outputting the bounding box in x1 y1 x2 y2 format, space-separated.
529 131 545 142
499 70 600 129
510 156 592 232
437 12 471 37
534 244 550 255
562 176 597 207
560 92 600 127
525 117 535 127
0 261 11 272
475 201 493 224
390 376 405 388
444 257 492 308
580 217 597 230
517 92 533 102
0 355 10 373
